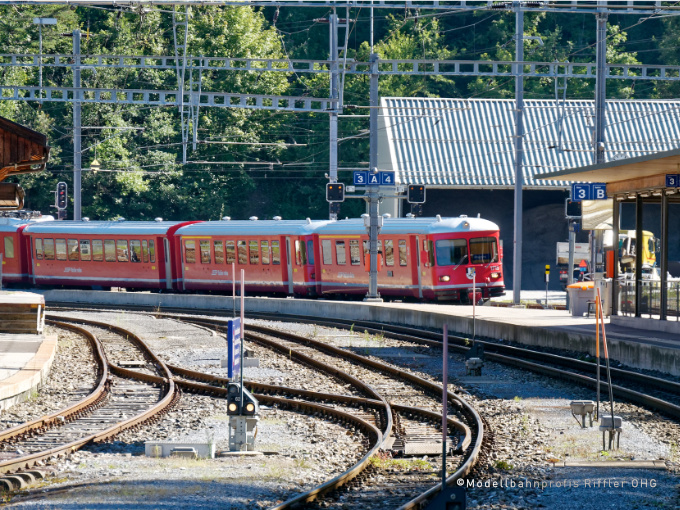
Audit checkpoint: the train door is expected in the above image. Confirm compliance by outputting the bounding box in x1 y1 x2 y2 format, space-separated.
29 237 36 285
163 238 172 290
414 235 423 299
285 237 293 294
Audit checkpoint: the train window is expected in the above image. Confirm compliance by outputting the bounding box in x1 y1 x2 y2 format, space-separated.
349 240 361 265
214 241 224 264
435 239 467 266
384 240 394 266
469 237 499 263
130 240 142 263
149 240 156 263
261 241 270 265
398 240 408 266
295 240 307 265
142 240 149 263
105 240 116 262
424 240 435 267
226 241 236 264
335 241 346 265
80 240 91 261
56 239 67 261
184 240 196 264
321 240 332 265
68 239 79 261
271 241 280 265
44 239 55 260
249 240 259 265
307 240 314 265
35 238 43 260
93 240 104 262
117 240 129 262
3 237 14 258
200 240 211 264
237 241 247 265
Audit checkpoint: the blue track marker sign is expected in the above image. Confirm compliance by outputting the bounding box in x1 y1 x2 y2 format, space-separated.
380 171 395 185
571 182 607 201
666 174 680 187
226 318 241 379
354 171 396 186
353 171 368 185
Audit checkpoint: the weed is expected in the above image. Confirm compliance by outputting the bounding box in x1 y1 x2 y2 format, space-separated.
670 441 678 462
494 460 513 471
369 451 431 471
513 396 523 402
294 457 312 470
519 414 530 436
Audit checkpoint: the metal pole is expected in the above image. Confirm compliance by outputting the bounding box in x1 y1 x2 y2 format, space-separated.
364 52 381 301
329 12 339 221
441 323 448 488
472 271 476 340
73 29 82 221
596 293 601 420
660 192 669 320
240 268 245 411
38 24 43 103
595 8 608 165
612 199 620 316
512 4 524 305
232 261 236 318
370 1 374 52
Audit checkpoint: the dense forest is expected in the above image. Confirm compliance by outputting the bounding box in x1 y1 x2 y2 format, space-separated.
2 4 680 221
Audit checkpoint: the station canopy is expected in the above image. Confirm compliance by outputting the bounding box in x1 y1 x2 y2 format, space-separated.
378 98 680 189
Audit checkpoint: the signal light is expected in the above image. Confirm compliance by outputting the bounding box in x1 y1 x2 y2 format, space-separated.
226 383 259 416
57 181 67 209
407 184 426 204
326 183 345 203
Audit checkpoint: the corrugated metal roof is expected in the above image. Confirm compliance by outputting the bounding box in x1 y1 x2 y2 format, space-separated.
380 98 680 189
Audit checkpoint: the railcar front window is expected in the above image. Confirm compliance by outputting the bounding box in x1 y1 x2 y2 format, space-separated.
237 241 247 265
435 239 468 266
384 240 394 266
261 241 270 265
184 240 196 264
56 239 67 261
271 241 280 265
80 240 91 261
35 239 43 260
350 240 361 265
214 241 224 264
130 240 142 263
44 239 55 260
93 240 104 262
249 240 259 265
335 241 346 265
398 240 408 266
200 240 211 264
117 240 129 262
67 239 79 261
226 241 236 264
469 237 498 264
3 237 14 258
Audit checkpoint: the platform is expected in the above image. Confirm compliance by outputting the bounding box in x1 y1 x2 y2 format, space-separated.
35 289 680 376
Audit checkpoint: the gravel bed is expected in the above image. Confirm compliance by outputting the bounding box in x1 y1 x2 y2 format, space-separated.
0 325 97 430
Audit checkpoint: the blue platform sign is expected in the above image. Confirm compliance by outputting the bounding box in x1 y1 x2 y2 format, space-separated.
380 171 395 185
666 174 680 188
571 182 607 201
226 318 241 379
353 171 368 185
367 172 380 185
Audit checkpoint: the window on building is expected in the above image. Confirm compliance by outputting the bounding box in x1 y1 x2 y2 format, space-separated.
335 240 346 265
80 240 91 261
56 239 67 261
271 241 280 265
200 240 211 264
214 241 224 264
35 238 43 260
130 240 142 263
261 241 270 265
93 240 104 262
67 239 79 261
44 239 55 260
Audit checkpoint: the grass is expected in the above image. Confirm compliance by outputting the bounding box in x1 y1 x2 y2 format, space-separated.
494 460 514 471
369 452 431 471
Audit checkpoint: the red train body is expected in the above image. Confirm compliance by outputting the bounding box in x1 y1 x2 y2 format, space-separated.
1 215 505 302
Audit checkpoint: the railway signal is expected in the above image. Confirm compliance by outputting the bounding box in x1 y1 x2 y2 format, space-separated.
407 184 426 204
226 383 259 416
56 182 67 209
326 182 345 203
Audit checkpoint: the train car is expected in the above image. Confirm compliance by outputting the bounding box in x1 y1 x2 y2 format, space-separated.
0 218 34 286
23 219 200 290
174 218 332 296
314 215 504 301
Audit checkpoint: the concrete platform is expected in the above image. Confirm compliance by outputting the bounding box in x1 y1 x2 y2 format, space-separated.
554 460 668 469
36 289 680 376
0 333 57 410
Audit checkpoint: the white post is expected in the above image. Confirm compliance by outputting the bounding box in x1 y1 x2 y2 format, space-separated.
472 271 476 340
240 269 245 409
232 261 236 318
441 323 448 487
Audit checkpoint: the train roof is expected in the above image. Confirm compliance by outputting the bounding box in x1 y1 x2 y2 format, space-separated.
176 219 334 237
24 220 193 236
318 216 500 236
0 216 54 233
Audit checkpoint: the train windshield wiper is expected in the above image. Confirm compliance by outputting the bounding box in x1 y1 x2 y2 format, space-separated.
453 254 468 270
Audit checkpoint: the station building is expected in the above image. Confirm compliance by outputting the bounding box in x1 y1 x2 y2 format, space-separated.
377 97 680 290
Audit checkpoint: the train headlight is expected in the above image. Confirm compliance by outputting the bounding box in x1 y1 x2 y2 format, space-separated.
439 275 450 282
491 272 500 279
462 221 470 229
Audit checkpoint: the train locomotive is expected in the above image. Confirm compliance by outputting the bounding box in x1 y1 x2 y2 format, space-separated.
1 214 504 302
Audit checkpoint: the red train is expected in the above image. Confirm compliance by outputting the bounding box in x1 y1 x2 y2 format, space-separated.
0 215 504 302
